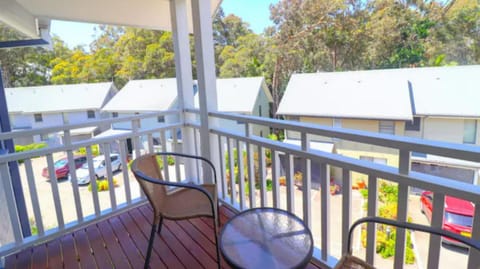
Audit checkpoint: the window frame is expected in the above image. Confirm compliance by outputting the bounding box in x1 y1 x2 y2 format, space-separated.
405 117 421 131
463 119 477 144
87 110 96 119
379 120 395 135
34 113 43 123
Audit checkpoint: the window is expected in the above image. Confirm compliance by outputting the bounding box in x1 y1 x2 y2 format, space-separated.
259 105 262 117
87 110 95 119
405 117 421 131
40 133 49 141
333 118 342 128
463 119 477 144
379 120 395 135
157 116 165 123
112 112 118 118
34 113 43 122
360 156 387 165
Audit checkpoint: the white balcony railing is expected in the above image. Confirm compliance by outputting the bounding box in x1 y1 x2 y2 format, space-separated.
1 110 480 269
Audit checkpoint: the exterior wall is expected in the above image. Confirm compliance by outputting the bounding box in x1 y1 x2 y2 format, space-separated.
110 112 178 138
423 118 464 144
251 88 272 137
410 117 480 145
10 113 31 129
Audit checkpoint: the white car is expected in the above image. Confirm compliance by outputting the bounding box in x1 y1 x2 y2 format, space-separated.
70 154 122 185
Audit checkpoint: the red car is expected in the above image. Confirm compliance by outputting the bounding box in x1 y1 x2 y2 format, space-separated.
42 156 87 179
420 191 474 246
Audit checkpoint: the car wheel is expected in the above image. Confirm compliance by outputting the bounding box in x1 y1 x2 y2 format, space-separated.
95 174 100 180
420 202 425 215
117 164 122 171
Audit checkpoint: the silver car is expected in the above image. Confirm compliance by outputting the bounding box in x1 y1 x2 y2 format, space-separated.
70 154 122 185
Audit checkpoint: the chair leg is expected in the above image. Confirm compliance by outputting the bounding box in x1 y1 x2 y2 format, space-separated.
214 217 221 269
144 223 157 269
157 216 163 234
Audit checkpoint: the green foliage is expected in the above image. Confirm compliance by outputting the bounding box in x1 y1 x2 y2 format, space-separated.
14 142 47 153
76 145 100 156
156 155 175 169
360 180 415 264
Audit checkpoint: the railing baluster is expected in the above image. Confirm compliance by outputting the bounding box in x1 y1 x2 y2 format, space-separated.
259 146 267 207
132 118 142 159
366 175 378 265
286 153 294 213
271 150 280 208
341 168 352 255
301 132 311 229
246 141 255 208
147 134 154 153
218 135 227 200
320 162 330 261
66 150 83 223
0 162 23 243
395 149 411 269
245 123 255 208
103 143 117 210
427 192 445 269
160 131 170 181
119 139 131 203
227 138 236 205
46 154 65 229
24 159 45 236
86 146 100 216
237 140 245 210
172 128 181 182
468 201 480 269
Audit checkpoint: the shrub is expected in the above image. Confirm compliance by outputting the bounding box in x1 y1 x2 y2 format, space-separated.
76 145 100 156
14 142 47 153
14 142 47 163
359 181 415 264
88 178 119 192
156 155 175 169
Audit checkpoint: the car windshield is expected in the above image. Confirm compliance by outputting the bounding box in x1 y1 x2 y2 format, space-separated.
82 160 103 169
445 212 473 227
54 159 68 168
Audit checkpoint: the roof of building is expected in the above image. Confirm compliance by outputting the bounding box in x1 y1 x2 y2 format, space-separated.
277 65 480 120
405 65 480 117
6 82 116 113
102 78 179 112
277 71 413 120
102 77 272 114
195 77 273 113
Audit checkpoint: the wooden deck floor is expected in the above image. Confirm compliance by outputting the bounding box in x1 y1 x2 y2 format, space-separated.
5 205 323 269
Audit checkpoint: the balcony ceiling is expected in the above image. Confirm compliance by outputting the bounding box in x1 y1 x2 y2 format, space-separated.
0 0 221 38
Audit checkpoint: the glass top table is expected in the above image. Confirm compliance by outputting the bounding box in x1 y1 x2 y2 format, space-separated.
220 207 314 269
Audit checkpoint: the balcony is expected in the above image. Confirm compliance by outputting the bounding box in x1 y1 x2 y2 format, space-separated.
0 111 479 269
1 1 480 268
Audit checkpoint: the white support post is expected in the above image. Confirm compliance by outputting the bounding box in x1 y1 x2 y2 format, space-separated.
170 0 196 180
191 0 219 184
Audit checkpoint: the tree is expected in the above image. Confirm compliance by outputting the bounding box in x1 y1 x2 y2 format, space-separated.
0 25 54 87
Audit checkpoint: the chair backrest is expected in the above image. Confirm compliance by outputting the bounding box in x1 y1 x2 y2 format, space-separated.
131 154 167 215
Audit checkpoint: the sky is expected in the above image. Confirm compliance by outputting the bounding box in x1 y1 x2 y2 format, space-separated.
50 0 278 49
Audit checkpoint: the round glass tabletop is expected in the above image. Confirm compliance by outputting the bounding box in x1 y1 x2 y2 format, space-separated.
220 207 313 269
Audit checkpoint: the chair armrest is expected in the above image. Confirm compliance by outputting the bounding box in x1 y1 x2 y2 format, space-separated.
347 216 480 254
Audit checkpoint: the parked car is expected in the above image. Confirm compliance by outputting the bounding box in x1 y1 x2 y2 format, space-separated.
42 156 87 180
420 190 474 246
70 154 122 185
